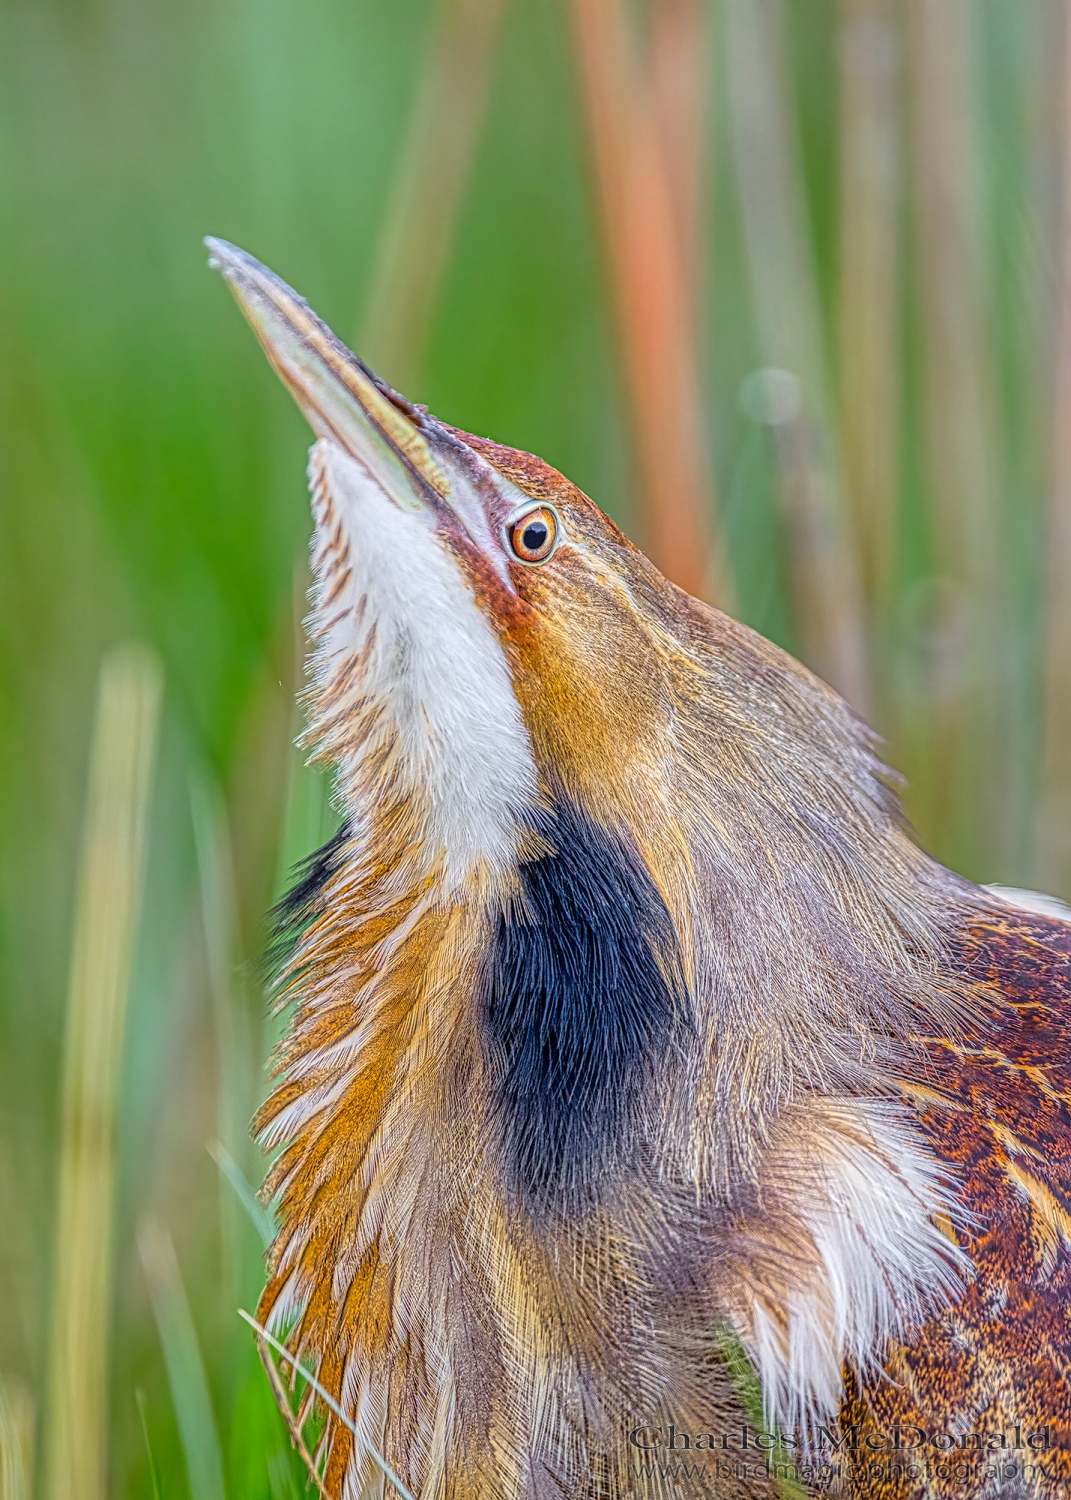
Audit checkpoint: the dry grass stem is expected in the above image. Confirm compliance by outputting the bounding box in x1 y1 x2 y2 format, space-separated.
0 1378 34 1500
905 0 1008 872
569 0 731 606
240 1311 418 1500
837 0 901 640
43 645 162 1500
361 0 509 391
1037 0 1071 900
190 776 260 1310
723 0 869 712
138 1219 226 1500
650 0 706 329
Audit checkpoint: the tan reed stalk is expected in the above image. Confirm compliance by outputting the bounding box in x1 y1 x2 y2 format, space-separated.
1037 0 1071 900
361 0 509 392
650 0 706 335
0 1378 34 1500
190 775 259 1318
836 0 901 652
568 0 732 606
723 0 870 713
138 1219 226 1500
904 0 1007 874
43 644 163 1500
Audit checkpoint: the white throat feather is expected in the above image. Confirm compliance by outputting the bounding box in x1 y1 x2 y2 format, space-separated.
303 438 537 893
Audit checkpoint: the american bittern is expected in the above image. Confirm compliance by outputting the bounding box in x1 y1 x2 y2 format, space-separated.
209 239 1071 1499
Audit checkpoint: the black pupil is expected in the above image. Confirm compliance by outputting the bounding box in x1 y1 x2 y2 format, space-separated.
521 519 548 553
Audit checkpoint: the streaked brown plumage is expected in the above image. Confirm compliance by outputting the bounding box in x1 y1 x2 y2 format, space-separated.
840 913 1071 1498
208 239 1071 1499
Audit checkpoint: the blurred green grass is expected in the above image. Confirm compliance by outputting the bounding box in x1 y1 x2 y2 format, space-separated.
1 0 1068 1495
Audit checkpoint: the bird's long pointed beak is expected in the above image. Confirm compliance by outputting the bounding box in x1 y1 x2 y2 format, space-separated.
206 237 470 522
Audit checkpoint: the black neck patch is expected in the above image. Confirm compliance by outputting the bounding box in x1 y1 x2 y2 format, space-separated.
479 793 689 1218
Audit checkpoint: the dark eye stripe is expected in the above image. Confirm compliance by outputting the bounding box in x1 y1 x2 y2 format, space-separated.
510 507 557 563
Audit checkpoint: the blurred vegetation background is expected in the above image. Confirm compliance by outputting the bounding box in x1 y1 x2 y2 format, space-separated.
2 0 1070 1495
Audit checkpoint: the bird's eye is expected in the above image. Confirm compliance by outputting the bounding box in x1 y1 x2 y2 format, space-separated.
509 507 558 564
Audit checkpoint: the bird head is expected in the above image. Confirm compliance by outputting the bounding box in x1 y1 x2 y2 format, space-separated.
209 239 974 1206
207 239 704 889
